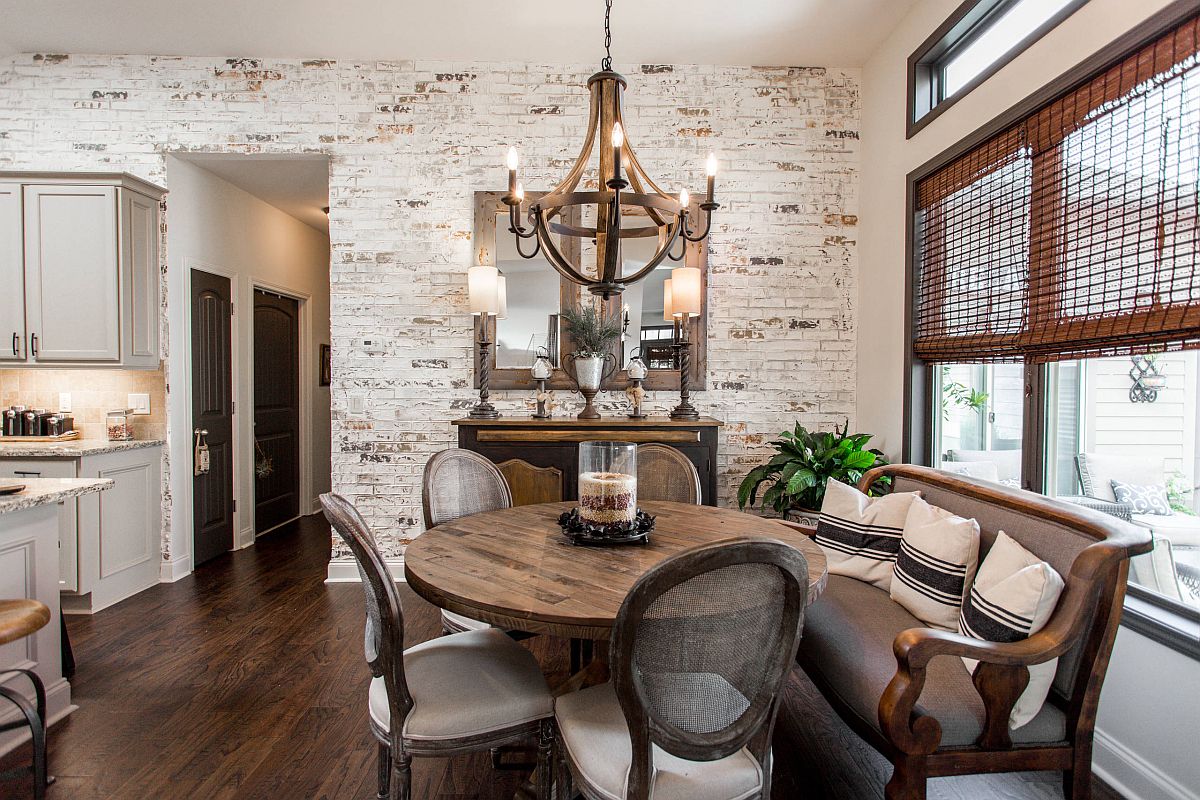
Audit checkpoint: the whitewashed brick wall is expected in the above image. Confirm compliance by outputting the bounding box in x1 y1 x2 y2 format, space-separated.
0 54 859 560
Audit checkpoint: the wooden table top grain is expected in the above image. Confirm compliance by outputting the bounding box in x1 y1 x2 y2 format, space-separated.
403 500 828 640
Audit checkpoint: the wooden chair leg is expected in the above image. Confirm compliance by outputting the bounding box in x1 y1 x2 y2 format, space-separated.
536 720 553 800
554 732 575 800
569 638 581 674
885 755 927 800
376 742 391 800
391 752 412 800
1063 743 1094 800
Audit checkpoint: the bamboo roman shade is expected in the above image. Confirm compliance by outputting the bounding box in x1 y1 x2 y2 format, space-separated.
914 14 1200 363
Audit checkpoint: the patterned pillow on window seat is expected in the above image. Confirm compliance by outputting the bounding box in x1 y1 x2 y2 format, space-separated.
1111 480 1171 516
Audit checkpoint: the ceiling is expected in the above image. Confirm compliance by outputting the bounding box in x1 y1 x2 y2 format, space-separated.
0 0 920 67
176 154 330 233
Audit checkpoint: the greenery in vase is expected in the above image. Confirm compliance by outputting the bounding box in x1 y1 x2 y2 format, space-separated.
560 303 622 357
737 420 891 515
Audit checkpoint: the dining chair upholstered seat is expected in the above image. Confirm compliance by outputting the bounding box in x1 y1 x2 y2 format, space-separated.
555 538 809 800
321 493 554 800
635 444 702 505
556 682 763 800
422 448 515 634
368 627 552 741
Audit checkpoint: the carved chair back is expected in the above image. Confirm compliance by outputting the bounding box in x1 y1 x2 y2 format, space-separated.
636 444 702 505
609 538 809 799
422 448 513 529
320 493 413 735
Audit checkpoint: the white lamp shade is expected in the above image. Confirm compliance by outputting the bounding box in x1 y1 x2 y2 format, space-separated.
496 275 508 320
671 267 702 316
468 265 499 315
663 279 675 321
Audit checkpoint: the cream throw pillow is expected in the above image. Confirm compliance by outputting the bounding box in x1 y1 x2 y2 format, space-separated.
959 531 1065 730
814 479 920 590
890 497 980 631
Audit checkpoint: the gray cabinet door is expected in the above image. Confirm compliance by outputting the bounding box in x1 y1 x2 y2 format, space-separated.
23 184 120 362
0 184 25 361
120 189 160 368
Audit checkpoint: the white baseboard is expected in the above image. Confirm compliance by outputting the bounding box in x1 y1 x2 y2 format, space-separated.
236 525 256 549
1094 728 1199 800
325 555 405 583
159 554 193 582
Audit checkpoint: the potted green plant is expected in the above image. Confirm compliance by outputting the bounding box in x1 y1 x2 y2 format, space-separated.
560 303 622 419
737 420 891 524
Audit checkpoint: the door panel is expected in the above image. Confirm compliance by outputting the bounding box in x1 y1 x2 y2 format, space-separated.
253 290 299 533
23 185 119 361
0 184 25 361
121 190 160 367
192 270 234 567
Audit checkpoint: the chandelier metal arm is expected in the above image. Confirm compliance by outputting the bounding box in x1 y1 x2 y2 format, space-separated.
618 218 683 285
506 202 537 240
680 204 719 243
532 206 594 286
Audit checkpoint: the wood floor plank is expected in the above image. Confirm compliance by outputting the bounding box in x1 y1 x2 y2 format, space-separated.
0 513 1105 799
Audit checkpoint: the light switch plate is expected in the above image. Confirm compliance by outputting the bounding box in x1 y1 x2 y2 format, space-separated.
128 393 151 415
348 397 365 414
58 393 72 413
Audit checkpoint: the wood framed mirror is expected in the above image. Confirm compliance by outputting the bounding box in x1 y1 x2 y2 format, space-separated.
473 190 708 392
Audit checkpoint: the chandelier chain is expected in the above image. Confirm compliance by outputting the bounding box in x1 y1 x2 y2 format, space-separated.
602 0 613 71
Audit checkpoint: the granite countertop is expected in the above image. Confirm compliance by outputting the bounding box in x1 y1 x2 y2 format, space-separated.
0 438 165 458
0 478 114 515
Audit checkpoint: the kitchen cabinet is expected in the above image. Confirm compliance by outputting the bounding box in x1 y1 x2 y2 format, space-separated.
0 183 24 361
0 172 165 370
0 442 163 612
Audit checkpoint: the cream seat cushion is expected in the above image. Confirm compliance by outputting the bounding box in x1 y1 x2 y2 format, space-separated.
440 609 493 632
369 628 552 741
555 682 763 800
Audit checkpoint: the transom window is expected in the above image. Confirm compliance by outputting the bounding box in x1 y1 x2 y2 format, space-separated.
908 0 1089 137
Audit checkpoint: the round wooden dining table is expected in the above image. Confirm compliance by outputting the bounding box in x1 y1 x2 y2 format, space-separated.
404 500 828 641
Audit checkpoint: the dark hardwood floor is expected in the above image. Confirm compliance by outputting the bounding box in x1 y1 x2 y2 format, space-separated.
0 514 1079 799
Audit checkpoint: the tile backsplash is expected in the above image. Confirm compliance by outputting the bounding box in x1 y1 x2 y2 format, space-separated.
0 369 167 440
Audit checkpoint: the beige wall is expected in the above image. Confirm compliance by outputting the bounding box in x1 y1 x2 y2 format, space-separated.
857 3 1195 797
857 0 1176 458
165 155 331 559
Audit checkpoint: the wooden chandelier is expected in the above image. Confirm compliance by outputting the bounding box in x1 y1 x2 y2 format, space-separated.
501 5 719 299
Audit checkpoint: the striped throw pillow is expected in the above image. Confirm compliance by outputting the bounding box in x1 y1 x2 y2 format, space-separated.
814 479 920 590
959 531 1065 729
890 497 979 631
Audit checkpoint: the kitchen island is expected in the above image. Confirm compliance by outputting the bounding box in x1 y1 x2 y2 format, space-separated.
0 477 111 756
0 439 164 612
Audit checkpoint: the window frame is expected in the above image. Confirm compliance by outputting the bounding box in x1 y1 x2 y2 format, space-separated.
907 0 1090 138
903 0 1200 656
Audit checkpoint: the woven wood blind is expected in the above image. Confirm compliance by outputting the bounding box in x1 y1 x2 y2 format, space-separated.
914 14 1200 363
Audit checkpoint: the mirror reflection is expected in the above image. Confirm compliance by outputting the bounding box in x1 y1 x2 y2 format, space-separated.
495 212 562 369
617 236 677 370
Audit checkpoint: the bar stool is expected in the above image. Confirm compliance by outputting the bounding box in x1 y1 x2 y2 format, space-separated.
0 599 52 800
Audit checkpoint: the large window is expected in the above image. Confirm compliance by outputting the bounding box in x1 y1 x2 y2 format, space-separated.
910 9 1200 650
909 0 1089 136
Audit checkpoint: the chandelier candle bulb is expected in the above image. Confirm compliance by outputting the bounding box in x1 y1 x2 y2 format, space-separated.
679 188 689 209
611 122 624 185
705 153 718 204
506 147 518 197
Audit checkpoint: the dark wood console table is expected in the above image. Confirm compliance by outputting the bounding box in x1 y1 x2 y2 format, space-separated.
453 416 723 507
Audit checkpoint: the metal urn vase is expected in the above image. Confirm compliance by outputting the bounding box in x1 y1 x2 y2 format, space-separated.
563 352 617 420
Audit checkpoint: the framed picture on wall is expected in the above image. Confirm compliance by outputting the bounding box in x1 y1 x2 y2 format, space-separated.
319 344 331 387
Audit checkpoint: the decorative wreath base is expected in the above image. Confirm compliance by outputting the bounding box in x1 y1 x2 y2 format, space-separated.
558 508 655 546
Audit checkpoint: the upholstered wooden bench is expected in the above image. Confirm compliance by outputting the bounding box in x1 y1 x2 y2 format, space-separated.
795 465 1151 800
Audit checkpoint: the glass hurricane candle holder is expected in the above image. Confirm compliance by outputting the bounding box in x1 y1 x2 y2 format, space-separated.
578 441 637 526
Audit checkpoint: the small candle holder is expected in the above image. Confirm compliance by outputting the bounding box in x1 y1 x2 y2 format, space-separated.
531 350 554 419
625 353 647 419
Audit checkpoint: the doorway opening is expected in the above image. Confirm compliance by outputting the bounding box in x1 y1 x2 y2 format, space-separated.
165 153 331 573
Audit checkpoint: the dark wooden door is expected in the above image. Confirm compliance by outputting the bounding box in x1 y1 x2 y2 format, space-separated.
253 290 300 534
191 270 234 567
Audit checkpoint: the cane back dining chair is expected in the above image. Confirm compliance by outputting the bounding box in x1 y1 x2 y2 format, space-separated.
320 493 554 800
636 444 702 505
421 448 514 634
554 538 810 800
